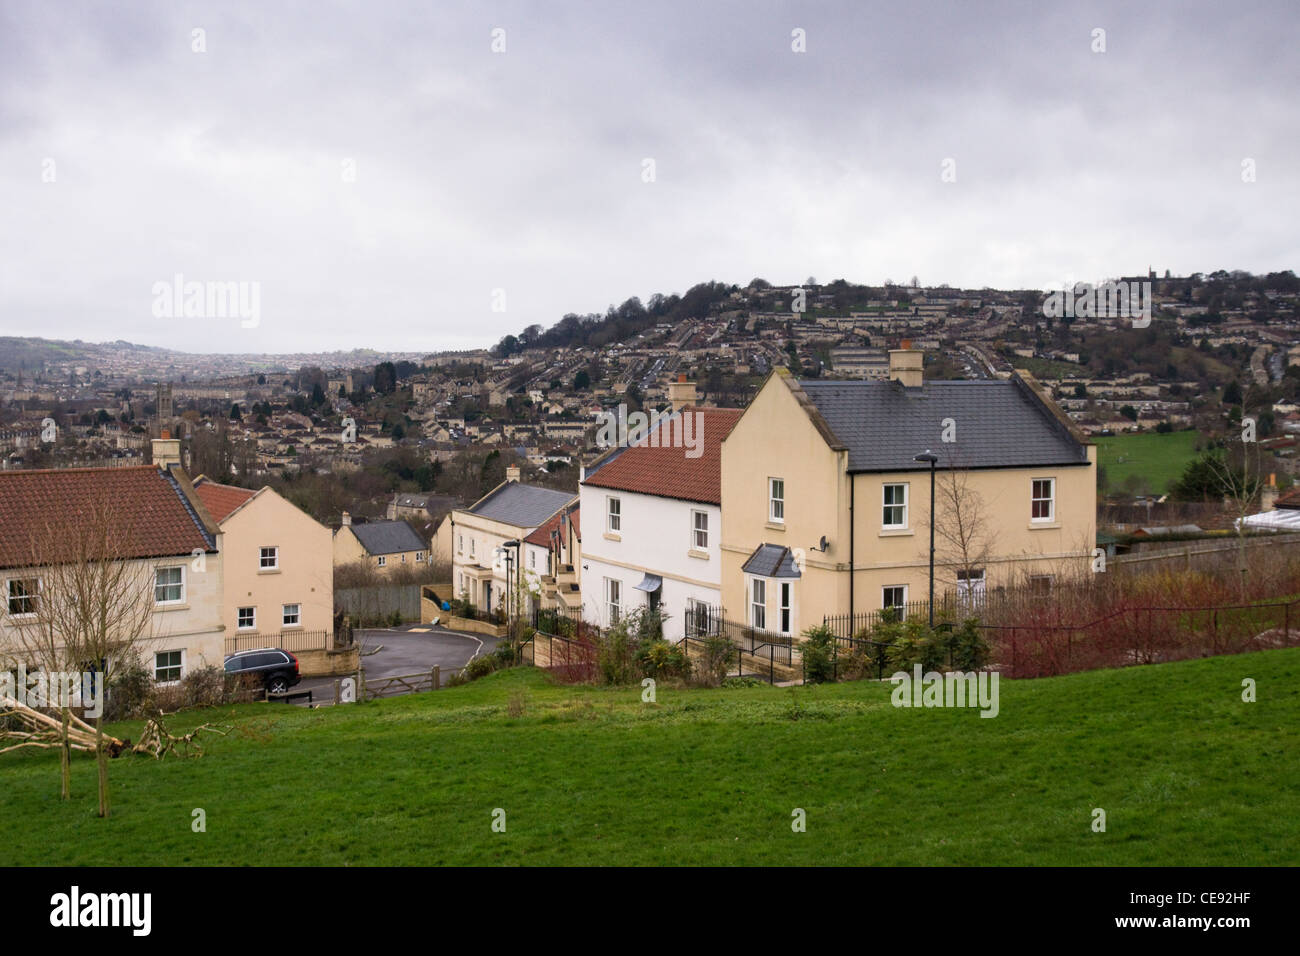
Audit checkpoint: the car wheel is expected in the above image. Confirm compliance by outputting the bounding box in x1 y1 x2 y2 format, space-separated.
267 675 289 695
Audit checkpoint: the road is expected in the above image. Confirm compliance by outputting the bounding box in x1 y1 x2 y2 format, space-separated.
294 625 500 704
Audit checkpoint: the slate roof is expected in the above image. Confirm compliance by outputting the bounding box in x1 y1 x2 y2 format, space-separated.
582 406 744 505
0 465 216 570
741 544 802 579
466 481 575 529
796 377 1089 473
349 520 428 555
192 477 257 523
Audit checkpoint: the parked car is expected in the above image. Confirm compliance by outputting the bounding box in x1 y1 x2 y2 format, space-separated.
224 648 302 695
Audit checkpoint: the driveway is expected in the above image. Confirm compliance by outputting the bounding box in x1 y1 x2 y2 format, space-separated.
295 625 500 704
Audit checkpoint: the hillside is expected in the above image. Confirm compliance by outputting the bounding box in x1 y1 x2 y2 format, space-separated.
3 651 1297 866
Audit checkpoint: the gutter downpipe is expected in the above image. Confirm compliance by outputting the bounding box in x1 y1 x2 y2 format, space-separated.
849 467 855 626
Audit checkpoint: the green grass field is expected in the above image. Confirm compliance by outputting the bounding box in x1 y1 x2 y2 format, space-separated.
3 651 1297 866
1095 429 1202 495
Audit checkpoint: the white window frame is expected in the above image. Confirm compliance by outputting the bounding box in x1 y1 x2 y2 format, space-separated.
415 551 425 563
469 539 475 558
1031 477 1056 522
237 606 256 631
458 534 464 554
283 603 301 627
750 577 767 630
259 546 279 570
769 478 785 523
956 568 986 605
692 510 709 549
882 584 908 611
607 496 622 534
154 649 185 684
605 577 622 624
779 581 792 636
154 565 185 605
882 483 909 529
6 577 39 618
377 555 387 567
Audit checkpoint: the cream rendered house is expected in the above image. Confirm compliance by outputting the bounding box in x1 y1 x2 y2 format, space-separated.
333 515 429 573
450 467 575 617
192 477 334 645
720 352 1096 637
0 458 225 685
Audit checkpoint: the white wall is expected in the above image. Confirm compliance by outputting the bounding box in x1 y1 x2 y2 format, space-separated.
578 485 721 638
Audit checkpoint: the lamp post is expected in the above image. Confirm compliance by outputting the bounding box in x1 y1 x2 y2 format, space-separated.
914 451 938 627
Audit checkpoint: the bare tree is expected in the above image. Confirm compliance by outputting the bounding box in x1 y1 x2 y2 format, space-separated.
1 497 159 817
929 452 995 610
1212 423 1264 598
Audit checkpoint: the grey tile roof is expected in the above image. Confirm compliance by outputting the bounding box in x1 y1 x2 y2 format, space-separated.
350 520 428 555
741 544 802 578
797 378 1089 473
467 482 575 529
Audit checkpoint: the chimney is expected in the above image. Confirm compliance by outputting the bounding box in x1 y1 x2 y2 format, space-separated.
888 349 924 388
151 428 182 469
668 373 698 412
1263 474 1279 512
506 464 521 483
341 511 352 527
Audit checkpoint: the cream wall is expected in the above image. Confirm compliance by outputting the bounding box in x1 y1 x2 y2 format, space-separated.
721 372 1097 636
222 488 334 638
449 510 531 613
0 551 226 682
332 525 426 574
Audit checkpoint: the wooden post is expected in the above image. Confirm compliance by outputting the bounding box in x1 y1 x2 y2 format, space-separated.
358 667 366 702
432 665 441 690
333 678 341 704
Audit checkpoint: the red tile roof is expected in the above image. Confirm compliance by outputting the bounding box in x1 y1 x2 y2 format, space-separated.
581 407 743 505
192 477 258 523
0 465 216 570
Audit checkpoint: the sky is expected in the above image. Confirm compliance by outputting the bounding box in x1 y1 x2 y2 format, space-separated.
1 0 1297 354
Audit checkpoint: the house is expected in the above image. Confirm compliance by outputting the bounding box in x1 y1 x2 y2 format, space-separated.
333 515 429 572
192 476 333 646
522 502 581 614
719 351 1097 637
0 460 224 685
449 466 575 617
579 405 743 637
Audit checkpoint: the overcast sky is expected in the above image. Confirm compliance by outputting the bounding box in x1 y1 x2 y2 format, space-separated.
1 0 1297 354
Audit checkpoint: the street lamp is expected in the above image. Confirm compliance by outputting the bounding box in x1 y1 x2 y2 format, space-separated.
914 451 938 627
494 540 520 629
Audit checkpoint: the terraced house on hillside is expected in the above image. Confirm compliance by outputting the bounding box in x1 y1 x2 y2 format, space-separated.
720 350 1097 637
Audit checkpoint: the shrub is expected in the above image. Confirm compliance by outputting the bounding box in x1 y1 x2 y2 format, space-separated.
946 618 990 671
636 639 690 681
884 617 947 673
104 660 153 721
721 676 764 688
181 666 234 708
800 624 837 683
465 655 496 680
692 634 734 687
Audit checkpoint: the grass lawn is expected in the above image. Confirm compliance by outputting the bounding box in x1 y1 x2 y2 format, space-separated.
1095 429 1201 495
2 650 1297 866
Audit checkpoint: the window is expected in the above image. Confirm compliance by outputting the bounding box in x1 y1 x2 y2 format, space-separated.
769 478 785 523
155 650 183 683
237 607 256 630
458 534 464 554
529 550 536 570
605 578 622 624
883 483 908 529
470 539 475 558
7 578 38 616
607 496 622 534
259 546 279 570
377 555 387 567
1030 574 1054 596
1031 478 1055 522
415 551 425 563
780 582 792 635
283 604 301 627
751 578 766 630
882 585 907 610
956 568 985 606
154 566 184 604
686 599 712 637
692 511 709 549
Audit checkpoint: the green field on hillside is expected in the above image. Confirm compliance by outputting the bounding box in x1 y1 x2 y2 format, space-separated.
3 651 1297 866
1094 429 1202 495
